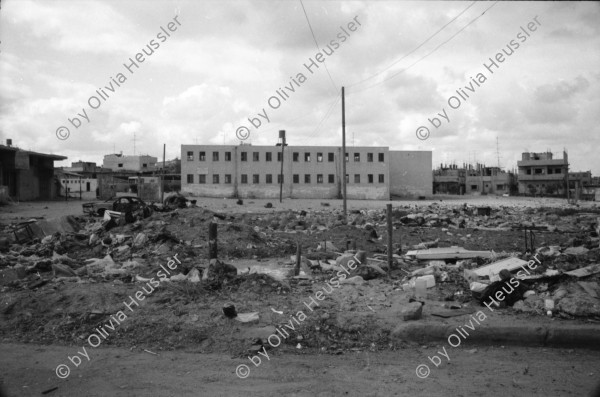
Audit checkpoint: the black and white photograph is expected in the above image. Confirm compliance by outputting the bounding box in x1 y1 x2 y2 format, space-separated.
1 0 599 396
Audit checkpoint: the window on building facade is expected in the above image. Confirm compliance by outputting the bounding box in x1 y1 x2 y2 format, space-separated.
354 174 360 183
345 174 349 183
378 153 384 162
266 174 273 184
293 152 299 162
305 152 311 162
187 151 194 161
266 152 272 162
317 174 323 183
253 152 259 161
317 153 323 162
277 152 282 162
368 174 373 183
118 163 123 168
142 163 147 168
213 175 219 184
199 152 206 161
378 174 384 183
241 152 247 161
198 175 206 184
367 153 373 162
293 174 299 183
241 174 248 184
345 153 349 162
277 174 284 183
253 174 259 184
328 153 334 162
496 184 504 190
187 174 193 183
225 152 231 161
224 174 232 184
213 152 219 161
354 153 360 162
471 185 478 190
304 174 311 183
328 174 335 183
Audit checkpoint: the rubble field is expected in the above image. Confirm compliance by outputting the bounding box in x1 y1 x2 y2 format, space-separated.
1 197 599 359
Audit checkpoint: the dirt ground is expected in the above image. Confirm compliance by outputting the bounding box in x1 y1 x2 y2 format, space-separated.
1 342 599 397
1 196 599 396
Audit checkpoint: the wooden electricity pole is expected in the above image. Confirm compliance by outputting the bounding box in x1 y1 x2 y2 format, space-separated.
161 143 166 203
342 87 347 222
279 130 286 203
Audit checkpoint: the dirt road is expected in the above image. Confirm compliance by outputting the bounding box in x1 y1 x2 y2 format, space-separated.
0 343 598 397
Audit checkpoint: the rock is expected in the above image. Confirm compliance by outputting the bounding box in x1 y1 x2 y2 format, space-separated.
401 302 423 321
340 276 365 285
133 233 148 247
52 263 77 277
558 291 600 317
563 246 589 256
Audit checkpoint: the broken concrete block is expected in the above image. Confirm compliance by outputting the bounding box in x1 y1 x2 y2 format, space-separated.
472 257 529 281
563 246 589 256
52 263 77 277
401 302 423 321
133 233 148 247
406 247 493 260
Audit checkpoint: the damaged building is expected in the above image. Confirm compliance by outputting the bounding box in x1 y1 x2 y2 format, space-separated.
517 151 569 196
0 141 66 201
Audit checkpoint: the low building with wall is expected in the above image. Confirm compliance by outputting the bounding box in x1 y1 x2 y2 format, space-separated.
103 153 158 172
0 144 66 201
389 151 432 197
56 171 98 199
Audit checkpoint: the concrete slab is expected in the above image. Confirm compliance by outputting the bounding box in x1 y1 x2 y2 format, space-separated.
406 246 493 260
472 257 529 281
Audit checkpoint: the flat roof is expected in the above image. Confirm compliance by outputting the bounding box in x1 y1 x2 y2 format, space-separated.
0 145 67 160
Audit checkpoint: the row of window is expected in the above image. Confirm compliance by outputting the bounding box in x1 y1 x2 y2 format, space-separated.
185 151 385 163
524 168 563 175
186 173 386 184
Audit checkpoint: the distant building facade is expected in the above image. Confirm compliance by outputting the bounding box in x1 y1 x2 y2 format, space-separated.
465 165 516 195
517 151 568 196
103 153 158 172
56 171 98 199
433 164 466 195
180 144 432 200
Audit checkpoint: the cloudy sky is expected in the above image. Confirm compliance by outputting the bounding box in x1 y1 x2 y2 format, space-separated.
1 1 599 174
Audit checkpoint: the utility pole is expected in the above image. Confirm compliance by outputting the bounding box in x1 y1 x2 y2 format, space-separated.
161 143 166 203
342 86 347 222
279 130 286 203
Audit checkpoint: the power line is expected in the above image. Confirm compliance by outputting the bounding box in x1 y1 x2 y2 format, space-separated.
299 0 338 93
298 96 340 145
347 1 477 88
348 1 499 95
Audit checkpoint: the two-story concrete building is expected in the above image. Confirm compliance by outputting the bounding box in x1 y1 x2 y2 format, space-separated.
465 164 516 195
180 144 432 200
517 151 568 195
